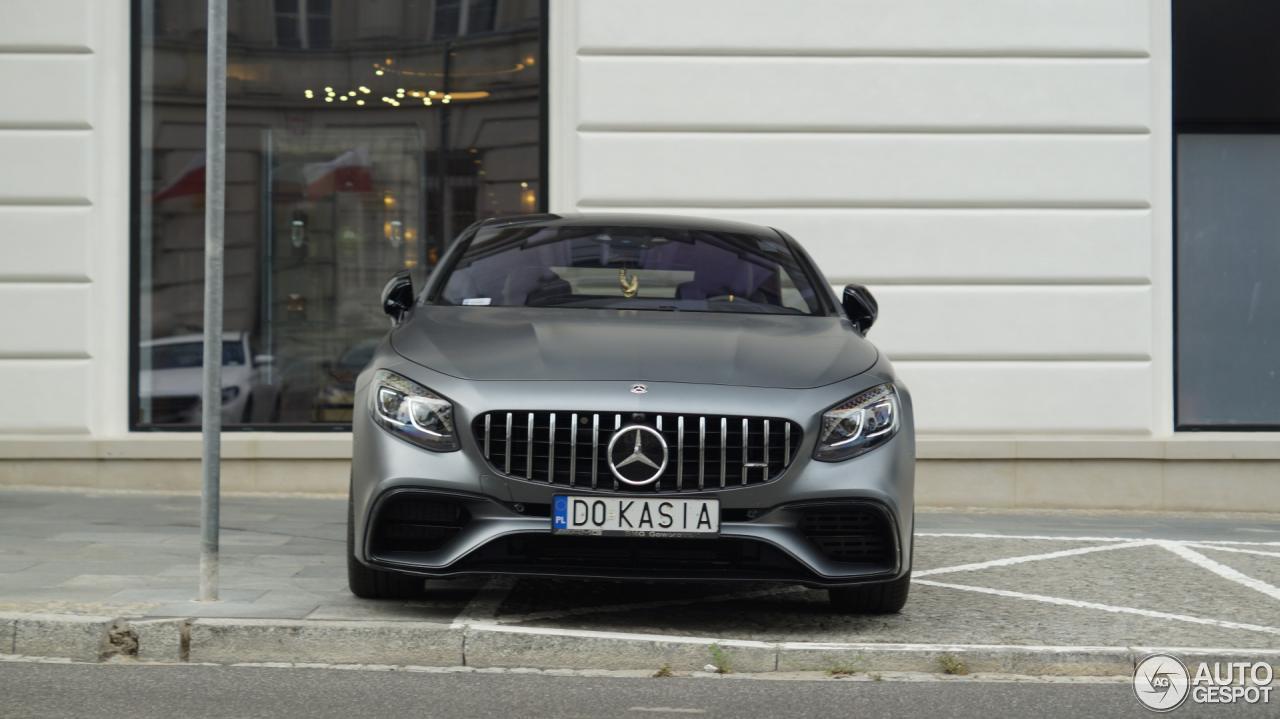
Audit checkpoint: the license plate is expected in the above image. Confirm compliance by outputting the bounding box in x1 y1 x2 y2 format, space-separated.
552 496 719 536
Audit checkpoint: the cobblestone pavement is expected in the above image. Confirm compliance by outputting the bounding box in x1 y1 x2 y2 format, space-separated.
1 487 1278 651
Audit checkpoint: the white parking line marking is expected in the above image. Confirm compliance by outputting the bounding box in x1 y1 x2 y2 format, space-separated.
914 579 1280 636
1157 540 1280 602
444 531 1280 649
774 641 1280 657
450 576 517 629
628 708 706 714
918 532 1280 547
465 622 777 648
916 540 1152 578
1183 543 1280 560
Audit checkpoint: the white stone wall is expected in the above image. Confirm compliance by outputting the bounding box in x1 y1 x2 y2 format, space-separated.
549 0 1172 437
0 0 131 434
0 0 1179 443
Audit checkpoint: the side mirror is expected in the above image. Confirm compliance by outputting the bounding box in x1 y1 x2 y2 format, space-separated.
841 284 878 334
381 271 414 323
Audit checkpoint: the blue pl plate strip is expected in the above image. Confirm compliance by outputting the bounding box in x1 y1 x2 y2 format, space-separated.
552 496 568 529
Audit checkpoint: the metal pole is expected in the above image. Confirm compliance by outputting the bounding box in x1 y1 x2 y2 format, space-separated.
199 0 228 602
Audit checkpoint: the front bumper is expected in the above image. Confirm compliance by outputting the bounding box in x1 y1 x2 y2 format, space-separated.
350 363 915 588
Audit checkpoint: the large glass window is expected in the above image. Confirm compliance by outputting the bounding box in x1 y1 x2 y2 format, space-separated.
1174 0 1280 428
132 0 545 429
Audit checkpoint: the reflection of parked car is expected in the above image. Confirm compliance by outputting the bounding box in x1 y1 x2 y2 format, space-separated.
138 332 270 424
312 340 379 423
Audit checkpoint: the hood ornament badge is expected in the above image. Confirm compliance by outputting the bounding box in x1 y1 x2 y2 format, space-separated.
630 384 647 394
618 267 639 298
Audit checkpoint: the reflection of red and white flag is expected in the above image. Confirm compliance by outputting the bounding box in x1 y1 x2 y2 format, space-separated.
152 154 204 203
302 148 373 200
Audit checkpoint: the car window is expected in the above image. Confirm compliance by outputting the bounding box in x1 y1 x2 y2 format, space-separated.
435 225 824 315
150 341 246 369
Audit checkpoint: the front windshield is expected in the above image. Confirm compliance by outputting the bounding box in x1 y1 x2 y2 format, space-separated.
434 225 826 315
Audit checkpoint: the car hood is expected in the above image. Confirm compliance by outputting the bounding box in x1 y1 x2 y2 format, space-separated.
391 307 877 389
138 366 251 398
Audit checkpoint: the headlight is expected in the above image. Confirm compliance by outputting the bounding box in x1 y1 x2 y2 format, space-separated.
369 369 458 452
813 383 900 461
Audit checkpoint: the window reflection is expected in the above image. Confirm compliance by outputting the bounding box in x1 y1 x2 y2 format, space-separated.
134 0 544 428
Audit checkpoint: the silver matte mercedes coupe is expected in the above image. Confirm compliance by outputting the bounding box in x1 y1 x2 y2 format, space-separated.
348 213 915 613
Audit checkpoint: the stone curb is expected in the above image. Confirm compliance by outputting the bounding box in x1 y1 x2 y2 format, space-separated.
0 613 135 662
188 618 464 666
4 612 1280 677
463 624 778 673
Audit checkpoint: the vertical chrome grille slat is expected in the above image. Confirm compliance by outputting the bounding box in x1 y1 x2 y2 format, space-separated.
525 412 534 479
591 414 599 489
655 415 664 492
784 422 791 464
677 416 685 490
763 419 771 481
547 413 556 483
719 417 727 488
569 413 578 487
504 412 512 474
477 412 799 493
614 414 622 490
698 417 706 490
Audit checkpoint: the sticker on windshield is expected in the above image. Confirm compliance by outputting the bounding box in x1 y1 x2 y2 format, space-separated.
462 298 491 306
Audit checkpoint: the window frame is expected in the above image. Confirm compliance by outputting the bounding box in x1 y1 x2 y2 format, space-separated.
273 0 335 49
1172 122 1280 431
1172 2 1280 427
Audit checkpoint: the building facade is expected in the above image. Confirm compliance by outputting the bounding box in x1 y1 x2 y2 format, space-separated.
0 0 1276 510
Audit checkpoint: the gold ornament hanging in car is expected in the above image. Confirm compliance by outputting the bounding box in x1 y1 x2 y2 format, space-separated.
618 267 639 298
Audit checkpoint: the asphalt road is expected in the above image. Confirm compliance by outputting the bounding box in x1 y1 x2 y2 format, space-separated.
0 661 1270 719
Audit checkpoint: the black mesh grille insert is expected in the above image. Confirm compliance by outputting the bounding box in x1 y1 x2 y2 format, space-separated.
369 494 470 555
798 505 896 565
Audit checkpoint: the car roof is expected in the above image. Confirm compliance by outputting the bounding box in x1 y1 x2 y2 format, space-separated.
140 331 246 347
472 212 781 239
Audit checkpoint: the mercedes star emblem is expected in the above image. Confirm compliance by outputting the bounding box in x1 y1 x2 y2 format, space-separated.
606 425 668 486
630 384 648 394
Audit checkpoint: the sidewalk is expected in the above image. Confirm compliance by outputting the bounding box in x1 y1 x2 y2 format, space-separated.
1 487 1278 674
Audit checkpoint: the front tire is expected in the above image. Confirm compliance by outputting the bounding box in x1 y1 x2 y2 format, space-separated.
347 492 424 599
828 571 910 614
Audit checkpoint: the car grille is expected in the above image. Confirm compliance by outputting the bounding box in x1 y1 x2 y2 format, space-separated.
368 493 471 556
798 504 897 565
472 411 802 493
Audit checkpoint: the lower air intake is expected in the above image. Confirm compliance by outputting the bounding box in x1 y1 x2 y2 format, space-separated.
369 494 470 555
797 504 896 566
